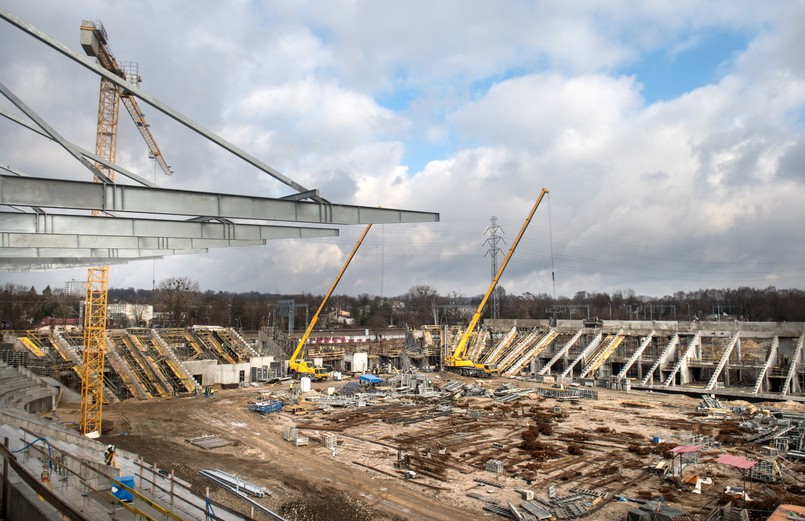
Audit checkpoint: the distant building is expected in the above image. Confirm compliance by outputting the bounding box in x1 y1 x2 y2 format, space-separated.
107 302 153 326
64 279 86 297
36 317 80 332
326 308 356 326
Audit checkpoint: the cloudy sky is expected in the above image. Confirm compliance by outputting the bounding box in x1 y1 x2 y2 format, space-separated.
1 1 804 299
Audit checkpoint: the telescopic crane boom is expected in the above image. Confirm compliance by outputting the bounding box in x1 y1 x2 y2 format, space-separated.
288 224 372 380
445 187 549 377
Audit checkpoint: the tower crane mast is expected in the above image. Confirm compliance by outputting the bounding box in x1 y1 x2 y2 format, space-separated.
78 20 172 435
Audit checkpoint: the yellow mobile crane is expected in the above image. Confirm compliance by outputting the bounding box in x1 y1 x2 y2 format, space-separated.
445 187 549 377
288 224 372 380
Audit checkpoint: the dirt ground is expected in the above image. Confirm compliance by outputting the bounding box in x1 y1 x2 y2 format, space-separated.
54 374 805 521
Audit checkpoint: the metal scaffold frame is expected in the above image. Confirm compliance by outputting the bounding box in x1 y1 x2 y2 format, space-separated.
80 266 108 435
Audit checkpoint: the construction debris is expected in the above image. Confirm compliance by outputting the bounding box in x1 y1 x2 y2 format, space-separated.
485 459 504 473
283 427 309 446
200 469 271 497
185 435 234 449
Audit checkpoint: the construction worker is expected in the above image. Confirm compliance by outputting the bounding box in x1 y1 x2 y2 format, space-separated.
104 445 120 470
289 381 295 395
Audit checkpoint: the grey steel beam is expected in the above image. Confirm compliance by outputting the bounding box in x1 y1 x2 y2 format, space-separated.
0 232 265 250
0 212 340 240
0 175 440 224
0 247 205 258
0 80 113 184
0 258 140 270
0 8 324 202
0 107 157 187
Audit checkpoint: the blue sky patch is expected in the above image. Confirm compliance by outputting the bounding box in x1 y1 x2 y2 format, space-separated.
402 140 452 174
624 29 751 103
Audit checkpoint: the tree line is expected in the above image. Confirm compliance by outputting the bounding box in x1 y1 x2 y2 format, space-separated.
1 278 804 332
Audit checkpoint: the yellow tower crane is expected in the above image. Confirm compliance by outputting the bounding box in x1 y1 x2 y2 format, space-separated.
78 20 172 435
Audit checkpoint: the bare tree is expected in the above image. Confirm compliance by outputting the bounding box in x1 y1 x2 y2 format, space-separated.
406 285 440 327
157 277 199 327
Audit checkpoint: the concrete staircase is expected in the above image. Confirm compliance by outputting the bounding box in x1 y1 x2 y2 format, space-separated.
663 332 700 386
151 329 198 392
539 328 584 376
782 333 803 396
467 327 491 362
615 331 655 381
561 331 603 378
229 327 259 358
105 337 151 400
480 326 519 365
503 329 559 375
54 332 120 404
705 331 740 390
579 330 625 379
494 328 542 369
753 336 779 395
641 334 679 385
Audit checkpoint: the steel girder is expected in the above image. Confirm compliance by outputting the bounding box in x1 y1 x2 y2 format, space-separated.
0 232 265 250
0 8 441 270
0 175 439 225
0 212 339 241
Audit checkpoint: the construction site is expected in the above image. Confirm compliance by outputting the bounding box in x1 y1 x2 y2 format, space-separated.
1 318 805 520
1 6 804 521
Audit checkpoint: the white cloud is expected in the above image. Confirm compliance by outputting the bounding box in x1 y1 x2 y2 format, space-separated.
1 0 804 299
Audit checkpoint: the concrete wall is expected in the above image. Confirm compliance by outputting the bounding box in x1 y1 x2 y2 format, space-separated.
183 357 275 386
250 356 274 367
487 319 548 330
343 352 368 373
443 319 805 336
41 376 80 405
0 471 57 521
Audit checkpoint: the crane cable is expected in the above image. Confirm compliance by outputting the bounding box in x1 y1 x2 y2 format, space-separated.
547 192 557 301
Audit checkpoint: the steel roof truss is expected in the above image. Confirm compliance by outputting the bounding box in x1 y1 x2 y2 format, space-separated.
0 211 339 240
0 175 439 224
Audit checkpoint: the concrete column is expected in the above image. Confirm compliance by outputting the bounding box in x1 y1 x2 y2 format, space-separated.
2 437 8 519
